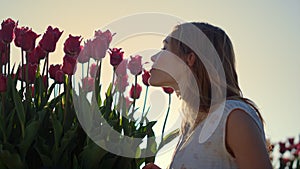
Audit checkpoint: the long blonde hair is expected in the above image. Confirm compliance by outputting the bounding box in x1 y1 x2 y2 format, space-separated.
169 22 264 132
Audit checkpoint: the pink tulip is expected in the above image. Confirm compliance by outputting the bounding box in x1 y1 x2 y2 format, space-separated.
128 55 142 75
77 40 91 63
115 74 129 93
115 59 127 77
89 63 98 78
125 96 132 109
82 77 95 92
94 29 113 44
90 36 109 61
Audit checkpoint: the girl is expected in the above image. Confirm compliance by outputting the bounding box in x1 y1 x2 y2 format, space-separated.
143 22 272 169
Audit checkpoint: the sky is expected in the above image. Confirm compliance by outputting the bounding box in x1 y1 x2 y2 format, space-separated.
1 0 300 168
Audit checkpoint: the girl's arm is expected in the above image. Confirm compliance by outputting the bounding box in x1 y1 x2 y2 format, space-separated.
226 109 272 169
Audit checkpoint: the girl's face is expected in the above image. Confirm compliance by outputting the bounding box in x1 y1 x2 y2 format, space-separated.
149 37 178 89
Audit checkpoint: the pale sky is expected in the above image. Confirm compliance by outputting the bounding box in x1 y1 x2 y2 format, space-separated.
1 0 300 168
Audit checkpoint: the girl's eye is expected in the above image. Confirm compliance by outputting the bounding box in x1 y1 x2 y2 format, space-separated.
161 47 166 50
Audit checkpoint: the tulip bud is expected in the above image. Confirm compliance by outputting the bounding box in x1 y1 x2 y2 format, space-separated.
128 55 142 75
129 84 142 99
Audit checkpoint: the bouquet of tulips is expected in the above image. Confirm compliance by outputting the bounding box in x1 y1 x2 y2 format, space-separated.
269 136 300 169
0 18 178 169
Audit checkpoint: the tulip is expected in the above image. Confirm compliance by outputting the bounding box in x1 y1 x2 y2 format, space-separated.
77 40 91 63
62 55 77 75
49 64 61 79
115 74 129 93
0 18 16 44
63 34 82 56
279 142 286 154
129 84 142 99
27 50 39 64
90 36 109 61
142 69 150 86
109 48 124 66
288 138 294 145
89 63 98 78
115 59 127 77
0 41 8 65
0 75 7 92
82 77 95 92
128 55 142 75
55 70 65 84
14 26 40 52
18 63 38 84
42 75 48 88
37 46 47 60
39 26 63 53
33 46 47 60
162 87 174 94
49 64 65 84
94 29 112 44
125 96 132 109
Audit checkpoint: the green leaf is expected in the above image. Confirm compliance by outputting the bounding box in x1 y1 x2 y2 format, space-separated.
145 127 157 164
158 128 180 150
18 120 40 159
79 141 108 169
73 155 79 169
5 111 15 143
99 155 117 169
0 150 24 169
0 159 7 169
47 92 65 111
52 116 63 149
34 137 52 166
12 85 25 139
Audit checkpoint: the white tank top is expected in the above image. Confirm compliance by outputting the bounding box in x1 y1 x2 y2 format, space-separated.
169 100 266 169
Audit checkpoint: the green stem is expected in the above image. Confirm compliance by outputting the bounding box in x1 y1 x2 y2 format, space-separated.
64 75 70 126
131 75 138 115
7 43 10 75
1 93 6 143
111 67 116 92
46 52 49 88
81 63 84 79
141 86 149 121
86 60 90 78
21 49 24 92
0 50 2 75
161 94 171 143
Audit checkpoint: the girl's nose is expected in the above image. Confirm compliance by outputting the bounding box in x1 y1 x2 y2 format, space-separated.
151 52 159 62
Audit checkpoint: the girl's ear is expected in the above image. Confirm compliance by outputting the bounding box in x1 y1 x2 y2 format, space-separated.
186 52 196 67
